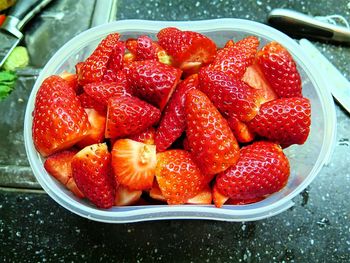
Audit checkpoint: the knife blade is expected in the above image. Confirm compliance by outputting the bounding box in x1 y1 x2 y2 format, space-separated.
299 38 350 114
0 0 53 68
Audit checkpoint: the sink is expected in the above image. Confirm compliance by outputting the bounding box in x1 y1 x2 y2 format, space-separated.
0 0 117 189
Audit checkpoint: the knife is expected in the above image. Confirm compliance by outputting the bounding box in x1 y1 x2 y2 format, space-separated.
268 8 350 44
0 0 53 68
299 38 350 114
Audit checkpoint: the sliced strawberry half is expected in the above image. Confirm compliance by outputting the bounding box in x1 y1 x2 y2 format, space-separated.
32 76 90 157
212 185 229 208
78 33 120 86
155 149 208 205
209 36 259 79
123 60 182 110
76 109 106 148
215 141 290 200
78 92 106 112
157 27 217 70
59 71 79 94
112 139 157 190
106 41 125 73
224 39 235 48
242 62 278 103
248 97 311 146
129 127 156 145
185 89 240 176
44 149 84 198
105 96 161 139
114 185 142 206
199 67 264 122
149 181 166 202
186 185 212 205
155 74 198 152
256 41 302 98
72 143 115 208
226 115 255 143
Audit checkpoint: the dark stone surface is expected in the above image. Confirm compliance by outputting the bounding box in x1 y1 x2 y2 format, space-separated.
1 0 350 262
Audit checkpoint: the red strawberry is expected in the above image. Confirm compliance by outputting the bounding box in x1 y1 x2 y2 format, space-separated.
114 185 142 206
83 80 132 111
185 89 240 176
106 41 125 73
78 92 105 112
256 41 302 98
59 71 79 93
186 185 212 205
125 38 138 54
112 139 157 190
123 60 182 110
212 185 229 208
149 181 166 202
209 36 259 79
215 141 290 201
72 143 115 208
136 35 158 60
129 127 156 145
242 62 278 103
32 76 90 157
155 74 198 152
155 149 208 205
75 62 84 76
157 27 217 69
105 96 161 139
78 33 120 86
226 115 255 143
198 67 263 122
44 149 84 198
248 97 311 146
76 109 106 148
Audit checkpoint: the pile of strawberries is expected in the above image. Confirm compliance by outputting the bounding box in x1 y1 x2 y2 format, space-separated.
32 27 311 209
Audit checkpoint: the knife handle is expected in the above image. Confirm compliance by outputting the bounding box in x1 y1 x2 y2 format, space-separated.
268 8 350 44
7 0 53 30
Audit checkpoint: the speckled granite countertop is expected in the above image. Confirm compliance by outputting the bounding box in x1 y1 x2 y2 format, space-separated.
1 0 350 262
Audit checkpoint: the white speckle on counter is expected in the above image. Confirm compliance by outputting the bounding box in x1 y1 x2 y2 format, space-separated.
257 0 262 5
310 239 314 245
195 1 200 7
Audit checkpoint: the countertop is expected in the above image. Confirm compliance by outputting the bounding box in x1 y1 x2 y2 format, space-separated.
1 0 349 262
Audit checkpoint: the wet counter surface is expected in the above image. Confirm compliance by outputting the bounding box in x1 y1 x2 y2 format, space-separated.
1 0 350 262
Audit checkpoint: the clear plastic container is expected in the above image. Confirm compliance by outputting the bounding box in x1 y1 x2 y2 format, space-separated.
24 19 336 223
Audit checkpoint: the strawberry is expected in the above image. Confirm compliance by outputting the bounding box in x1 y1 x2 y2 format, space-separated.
129 127 156 145
226 115 255 143
78 92 105 112
209 36 259 79
157 27 217 69
72 143 115 208
186 185 212 205
114 185 142 206
112 139 157 190
78 33 120 86
106 41 125 73
123 60 182 110
59 71 79 93
155 149 208 205
75 62 84 76
125 38 138 54
76 109 106 148
149 181 166 202
105 96 161 139
256 41 302 98
136 35 158 60
185 89 240 176
215 141 290 201
242 63 278 103
83 80 132 111
198 67 263 122
123 53 136 65
155 74 198 152
224 39 235 48
212 185 229 208
44 149 84 198
32 76 90 157
248 97 311 146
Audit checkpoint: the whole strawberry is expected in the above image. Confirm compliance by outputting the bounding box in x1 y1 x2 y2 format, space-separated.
185 89 240 176
210 36 259 79
199 67 263 122
155 74 198 152
105 96 160 139
72 143 115 208
257 41 302 98
155 150 208 204
157 27 217 69
215 141 290 201
32 76 90 157
123 60 182 110
248 97 311 146
78 33 120 86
